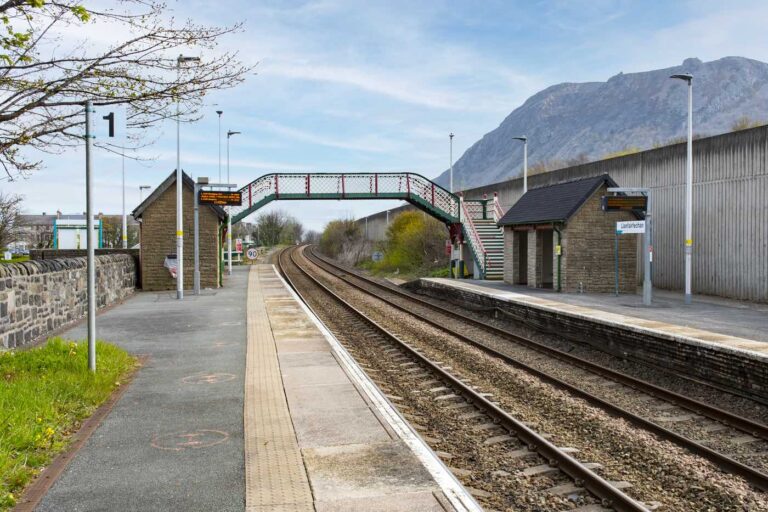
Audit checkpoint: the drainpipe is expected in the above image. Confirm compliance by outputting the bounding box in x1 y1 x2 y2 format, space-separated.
553 225 562 292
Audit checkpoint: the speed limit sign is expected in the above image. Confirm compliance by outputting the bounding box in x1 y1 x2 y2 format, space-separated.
246 248 258 260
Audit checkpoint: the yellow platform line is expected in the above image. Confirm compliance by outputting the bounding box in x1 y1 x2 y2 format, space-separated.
244 265 314 512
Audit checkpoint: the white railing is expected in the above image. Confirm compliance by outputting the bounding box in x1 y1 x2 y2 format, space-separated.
460 197 487 278
492 193 505 222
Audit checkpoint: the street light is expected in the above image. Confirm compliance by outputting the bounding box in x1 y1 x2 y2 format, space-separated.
121 148 127 248
671 72 693 305
512 136 528 194
216 110 223 182
449 133 454 193
226 129 241 276
175 54 201 300
139 185 151 202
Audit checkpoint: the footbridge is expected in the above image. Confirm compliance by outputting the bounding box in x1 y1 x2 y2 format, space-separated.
229 172 504 279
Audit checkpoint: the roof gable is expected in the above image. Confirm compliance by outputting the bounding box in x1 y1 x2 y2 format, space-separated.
132 170 227 221
497 174 618 226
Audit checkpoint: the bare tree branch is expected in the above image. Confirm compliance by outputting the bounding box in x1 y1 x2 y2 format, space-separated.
0 1 253 173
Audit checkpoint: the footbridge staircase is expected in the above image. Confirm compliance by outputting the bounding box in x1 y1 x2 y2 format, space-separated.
228 172 506 279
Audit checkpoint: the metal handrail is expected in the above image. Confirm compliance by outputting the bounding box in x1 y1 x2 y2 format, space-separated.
460 198 487 277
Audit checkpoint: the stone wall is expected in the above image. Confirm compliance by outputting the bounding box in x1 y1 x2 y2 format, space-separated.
0 254 136 349
31 248 139 261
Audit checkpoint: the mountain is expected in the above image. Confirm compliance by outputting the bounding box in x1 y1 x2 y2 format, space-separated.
434 57 768 189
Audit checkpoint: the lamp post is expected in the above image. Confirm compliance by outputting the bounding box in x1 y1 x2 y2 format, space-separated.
512 136 528 194
671 72 693 304
449 132 454 193
175 54 201 300
216 110 223 182
121 149 127 248
139 185 151 202
226 129 241 275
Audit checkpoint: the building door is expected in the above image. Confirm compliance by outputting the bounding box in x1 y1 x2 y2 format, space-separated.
540 230 554 288
517 231 528 285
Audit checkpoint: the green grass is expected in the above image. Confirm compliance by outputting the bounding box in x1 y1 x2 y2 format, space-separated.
0 338 136 509
0 255 29 264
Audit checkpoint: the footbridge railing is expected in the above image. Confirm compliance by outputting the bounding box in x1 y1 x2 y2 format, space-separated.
230 172 460 225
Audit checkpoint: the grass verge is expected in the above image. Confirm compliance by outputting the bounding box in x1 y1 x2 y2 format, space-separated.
0 338 136 509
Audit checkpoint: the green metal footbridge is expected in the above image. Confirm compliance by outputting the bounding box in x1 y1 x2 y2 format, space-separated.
228 172 505 279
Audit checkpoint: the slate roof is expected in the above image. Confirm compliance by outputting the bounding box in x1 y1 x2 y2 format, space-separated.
132 170 227 221
497 174 618 226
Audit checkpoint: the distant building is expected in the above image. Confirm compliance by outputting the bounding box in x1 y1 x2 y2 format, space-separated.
18 211 138 249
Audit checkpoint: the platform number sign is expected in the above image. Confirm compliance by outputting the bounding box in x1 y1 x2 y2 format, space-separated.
94 106 125 143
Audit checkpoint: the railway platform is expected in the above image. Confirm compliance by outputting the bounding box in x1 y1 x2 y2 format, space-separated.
244 264 474 511
412 278 768 402
28 264 475 511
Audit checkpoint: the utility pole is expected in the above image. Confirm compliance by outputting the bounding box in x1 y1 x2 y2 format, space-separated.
226 130 241 276
175 54 201 300
216 110 223 182
449 133 454 193
85 100 96 371
671 73 694 304
121 149 127 248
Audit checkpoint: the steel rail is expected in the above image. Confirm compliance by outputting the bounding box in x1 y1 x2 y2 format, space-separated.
278 246 649 512
305 247 768 492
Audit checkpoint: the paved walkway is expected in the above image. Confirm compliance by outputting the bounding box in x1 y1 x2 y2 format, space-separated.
432 278 768 354
37 268 249 511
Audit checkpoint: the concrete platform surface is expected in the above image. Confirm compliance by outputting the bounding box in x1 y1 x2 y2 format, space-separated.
37 268 249 511
255 264 480 511
428 278 768 356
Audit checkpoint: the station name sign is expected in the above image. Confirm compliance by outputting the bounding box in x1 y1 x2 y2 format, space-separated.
198 190 242 206
601 195 647 212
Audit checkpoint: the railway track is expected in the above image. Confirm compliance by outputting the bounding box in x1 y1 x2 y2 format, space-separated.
303 246 768 493
278 245 654 511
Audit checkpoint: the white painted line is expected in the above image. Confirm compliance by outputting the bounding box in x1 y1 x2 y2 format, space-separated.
272 265 483 512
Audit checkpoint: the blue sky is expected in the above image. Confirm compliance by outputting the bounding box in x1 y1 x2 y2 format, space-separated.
6 0 768 232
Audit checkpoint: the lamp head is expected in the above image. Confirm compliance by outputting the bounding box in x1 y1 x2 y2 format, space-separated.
512 136 527 142
216 110 223 116
177 55 201 64
449 132 454 139
670 73 693 82
227 130 241 137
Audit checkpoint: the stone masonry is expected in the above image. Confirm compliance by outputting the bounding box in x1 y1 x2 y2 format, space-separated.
139 181 221 291
561 185 637 293
0 254 136 349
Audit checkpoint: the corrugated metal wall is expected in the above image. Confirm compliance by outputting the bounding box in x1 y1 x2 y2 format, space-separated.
454 126 768 302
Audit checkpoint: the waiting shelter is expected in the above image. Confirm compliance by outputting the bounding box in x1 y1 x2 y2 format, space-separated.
497 174 639 293
132 171 226 291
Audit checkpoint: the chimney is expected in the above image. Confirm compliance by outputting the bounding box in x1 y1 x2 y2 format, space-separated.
56 210 62 218
42 212 46 216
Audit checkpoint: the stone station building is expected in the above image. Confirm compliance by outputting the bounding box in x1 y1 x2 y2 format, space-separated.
497 174 639 293
132 171 226 291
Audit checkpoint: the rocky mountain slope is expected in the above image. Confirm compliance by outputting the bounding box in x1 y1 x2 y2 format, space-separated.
434 57 768 189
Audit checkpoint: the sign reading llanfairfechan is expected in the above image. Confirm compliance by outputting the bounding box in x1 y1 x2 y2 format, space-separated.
198 190 242 206
616 220 645 234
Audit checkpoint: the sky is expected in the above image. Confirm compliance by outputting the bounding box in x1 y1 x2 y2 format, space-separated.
5 0 768 232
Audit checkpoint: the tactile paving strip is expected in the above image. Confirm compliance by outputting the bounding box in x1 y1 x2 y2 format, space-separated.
244 266 314 511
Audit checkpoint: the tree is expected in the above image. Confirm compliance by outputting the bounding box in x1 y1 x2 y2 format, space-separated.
0 191 23 249
0 1 252 180
303 230 320 244
731 116 765 132
254 210 304 247
319 219 366 264
377 211 448 273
